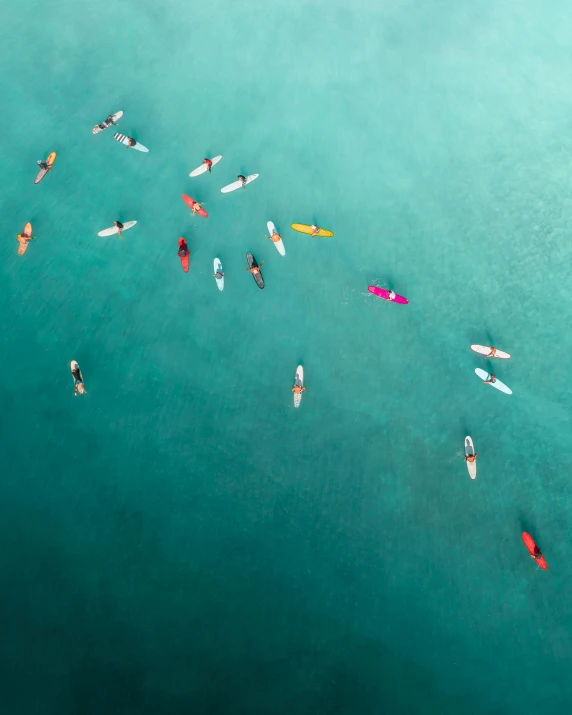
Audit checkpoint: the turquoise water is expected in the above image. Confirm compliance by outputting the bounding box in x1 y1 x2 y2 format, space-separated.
2 0 572 712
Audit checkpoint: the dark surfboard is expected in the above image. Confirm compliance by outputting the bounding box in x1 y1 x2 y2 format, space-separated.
246 253 264 289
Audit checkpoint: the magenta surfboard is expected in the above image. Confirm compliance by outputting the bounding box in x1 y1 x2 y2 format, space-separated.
368 286 408 304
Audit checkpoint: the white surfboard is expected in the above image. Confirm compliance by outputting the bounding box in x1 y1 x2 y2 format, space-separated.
464 436 477 479
113 133 149 152
293 365 304 408
97 220 137 237
267 221 286 256
474 368 512 395
189 155 222 177
471 344 511 359
221 173 259 193
213 258 224 291
92 110 123 135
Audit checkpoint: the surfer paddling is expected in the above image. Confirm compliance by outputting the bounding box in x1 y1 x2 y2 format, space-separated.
71 363 86 396
267 229 282 243
245 260 264 276
17 231 35 247
178 238 189 258
97 114 118 132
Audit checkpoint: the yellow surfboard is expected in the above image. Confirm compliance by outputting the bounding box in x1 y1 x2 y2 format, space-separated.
17 222 33 256
291 223 334 238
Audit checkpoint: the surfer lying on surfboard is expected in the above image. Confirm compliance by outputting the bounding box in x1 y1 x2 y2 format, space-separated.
245 260 264 276
465 453 477 463
96 114 119 132
266 229 282 243
17 231 35 247
203 158 213 173
191 201 204 215
125 137 137 148
483 374 497 384
292 385 306 395
213 269 224 279
178 239 189 257
72 364 86 395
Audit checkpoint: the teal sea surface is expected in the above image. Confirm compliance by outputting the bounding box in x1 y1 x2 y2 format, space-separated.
2 1 572 713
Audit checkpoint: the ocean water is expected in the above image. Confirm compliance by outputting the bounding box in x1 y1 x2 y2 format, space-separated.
2 0 572 712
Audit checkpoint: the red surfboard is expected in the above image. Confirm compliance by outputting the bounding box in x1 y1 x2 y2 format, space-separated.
182 194 208 218
522 532 547 570
178 237 189 273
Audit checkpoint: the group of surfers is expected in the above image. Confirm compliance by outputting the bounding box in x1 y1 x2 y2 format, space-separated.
482 347 499 386
33 136 313 397
95 114 138 147
462 346 501 467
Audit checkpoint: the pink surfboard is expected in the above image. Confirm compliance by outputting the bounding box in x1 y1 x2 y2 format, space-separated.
368 286 408 304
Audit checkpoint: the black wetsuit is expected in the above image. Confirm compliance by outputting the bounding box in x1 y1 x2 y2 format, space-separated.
72 368 82 384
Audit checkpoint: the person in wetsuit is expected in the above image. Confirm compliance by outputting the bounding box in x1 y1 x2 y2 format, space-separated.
37 159 53 172
98 115 117 131
178 239 189 257
72 364 85 395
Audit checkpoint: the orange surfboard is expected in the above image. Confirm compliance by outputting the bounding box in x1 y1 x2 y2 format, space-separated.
17 222 33 256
